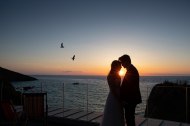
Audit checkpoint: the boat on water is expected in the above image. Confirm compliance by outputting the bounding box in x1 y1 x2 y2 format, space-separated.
72 82 79 85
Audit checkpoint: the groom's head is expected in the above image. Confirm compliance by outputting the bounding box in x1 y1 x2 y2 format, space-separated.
119 54 131 68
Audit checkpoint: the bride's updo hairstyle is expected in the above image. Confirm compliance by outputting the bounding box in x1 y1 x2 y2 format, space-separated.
111 60 121 71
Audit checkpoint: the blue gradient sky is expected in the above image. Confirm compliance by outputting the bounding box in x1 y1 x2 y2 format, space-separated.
1 0 190 75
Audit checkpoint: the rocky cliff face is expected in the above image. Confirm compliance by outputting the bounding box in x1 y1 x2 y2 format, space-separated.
0 67 37 81
0 79 22 105
145 81 190 123
0 67 37 105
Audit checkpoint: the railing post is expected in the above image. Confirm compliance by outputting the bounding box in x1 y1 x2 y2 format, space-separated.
87 83 88 112
186 87 187 123
21 87 23 105
146 85 149 117
41 82 42 92
63 83 64 110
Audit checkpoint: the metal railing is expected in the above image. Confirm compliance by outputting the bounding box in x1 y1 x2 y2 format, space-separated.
12 80 190 123
41 81 150 114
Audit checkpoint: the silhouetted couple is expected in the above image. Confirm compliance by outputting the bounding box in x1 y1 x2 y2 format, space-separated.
101 54 142 126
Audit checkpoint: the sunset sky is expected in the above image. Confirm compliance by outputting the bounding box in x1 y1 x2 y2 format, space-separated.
1 0 190 76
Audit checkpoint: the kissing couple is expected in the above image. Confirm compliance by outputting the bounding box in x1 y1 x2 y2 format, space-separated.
101 54 142 126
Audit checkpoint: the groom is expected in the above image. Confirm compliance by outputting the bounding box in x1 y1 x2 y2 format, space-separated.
119 54 142 126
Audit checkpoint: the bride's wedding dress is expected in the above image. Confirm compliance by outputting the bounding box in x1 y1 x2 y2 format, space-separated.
101 92 125 126
101 74 125 126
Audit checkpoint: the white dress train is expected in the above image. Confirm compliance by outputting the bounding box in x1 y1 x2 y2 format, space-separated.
101 91 125 126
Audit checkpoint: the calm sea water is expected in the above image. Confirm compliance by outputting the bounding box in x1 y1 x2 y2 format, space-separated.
12 75 190 115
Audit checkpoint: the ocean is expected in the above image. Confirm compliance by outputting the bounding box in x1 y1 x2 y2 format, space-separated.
12 75 190 115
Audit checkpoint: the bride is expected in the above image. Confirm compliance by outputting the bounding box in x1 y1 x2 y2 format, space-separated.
101 60 125 126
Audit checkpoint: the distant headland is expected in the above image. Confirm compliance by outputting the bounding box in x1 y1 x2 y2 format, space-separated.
0 67 37 81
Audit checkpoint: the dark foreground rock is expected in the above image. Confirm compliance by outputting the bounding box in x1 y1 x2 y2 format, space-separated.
0 67 37 104
0 67 37 81
0 79 22 105
145 81 190 123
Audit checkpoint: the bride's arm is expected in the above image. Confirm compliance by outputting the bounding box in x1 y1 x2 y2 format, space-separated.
114 77 121 101
108 77 121 100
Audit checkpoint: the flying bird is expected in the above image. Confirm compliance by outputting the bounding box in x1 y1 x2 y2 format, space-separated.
60 43 64 48
72 55 75 61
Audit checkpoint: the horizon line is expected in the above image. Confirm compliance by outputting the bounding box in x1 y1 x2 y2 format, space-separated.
30 74 190 77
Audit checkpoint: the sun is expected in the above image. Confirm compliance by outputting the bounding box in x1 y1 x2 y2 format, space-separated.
119 69 125 76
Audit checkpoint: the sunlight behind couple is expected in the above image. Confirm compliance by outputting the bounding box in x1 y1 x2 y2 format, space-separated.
119 68 126 76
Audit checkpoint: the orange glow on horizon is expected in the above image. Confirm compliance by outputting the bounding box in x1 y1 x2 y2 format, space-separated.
5 62 190 76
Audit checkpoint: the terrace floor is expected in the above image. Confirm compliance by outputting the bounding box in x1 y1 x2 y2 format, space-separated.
13 105 190 126
47 107 190 126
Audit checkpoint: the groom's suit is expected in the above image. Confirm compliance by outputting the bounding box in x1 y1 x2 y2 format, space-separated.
120 64 141 104
120 64 142 126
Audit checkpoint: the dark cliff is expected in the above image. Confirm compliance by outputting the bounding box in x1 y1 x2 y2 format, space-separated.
0 67 37 104
0 67 37 81
0 79 22 105
145 81 190 123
